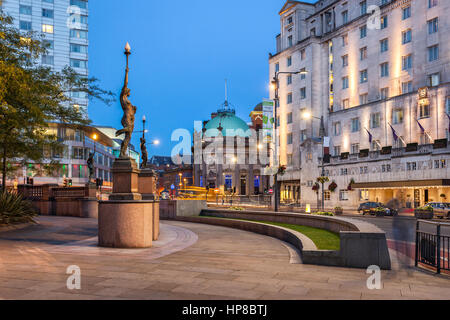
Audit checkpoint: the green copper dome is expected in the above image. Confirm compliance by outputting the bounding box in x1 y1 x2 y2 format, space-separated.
204 111 251 138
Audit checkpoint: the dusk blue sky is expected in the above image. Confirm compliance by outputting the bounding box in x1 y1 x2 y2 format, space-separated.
88 0 311 156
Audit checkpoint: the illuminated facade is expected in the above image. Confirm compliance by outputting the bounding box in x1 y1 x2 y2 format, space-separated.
269 0 450 209
1 0 90 115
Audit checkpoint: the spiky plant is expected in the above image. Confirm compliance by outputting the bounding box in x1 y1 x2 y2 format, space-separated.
0 192 36 225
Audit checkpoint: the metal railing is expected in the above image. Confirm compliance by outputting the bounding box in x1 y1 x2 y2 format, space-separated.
415 220 450 274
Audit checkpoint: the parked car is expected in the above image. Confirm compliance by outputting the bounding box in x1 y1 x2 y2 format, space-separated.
425 202 450 219
359 202 398 216
358 202 382 213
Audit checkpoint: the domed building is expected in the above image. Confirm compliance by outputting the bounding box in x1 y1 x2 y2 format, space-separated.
193 100 271 196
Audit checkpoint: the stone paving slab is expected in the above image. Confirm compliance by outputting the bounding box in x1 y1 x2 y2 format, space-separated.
0 217 449 300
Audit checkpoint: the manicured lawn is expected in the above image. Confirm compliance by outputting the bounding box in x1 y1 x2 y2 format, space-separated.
199 216 340 251
252 221 340 251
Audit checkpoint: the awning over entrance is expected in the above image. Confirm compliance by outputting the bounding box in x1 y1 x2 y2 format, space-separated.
352 180 450 189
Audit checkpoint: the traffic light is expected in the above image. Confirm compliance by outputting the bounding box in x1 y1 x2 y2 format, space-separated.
68 179 73 187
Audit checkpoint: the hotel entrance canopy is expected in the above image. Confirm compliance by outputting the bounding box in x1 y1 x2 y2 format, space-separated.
352 180 450 189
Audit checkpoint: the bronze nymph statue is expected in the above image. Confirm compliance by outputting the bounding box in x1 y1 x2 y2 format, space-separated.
116 43 136 159
140 137 148 168
87 151 95 181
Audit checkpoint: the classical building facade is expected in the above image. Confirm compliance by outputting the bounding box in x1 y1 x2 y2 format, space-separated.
193 102 271 195
269 0 450 209
1 0 90 115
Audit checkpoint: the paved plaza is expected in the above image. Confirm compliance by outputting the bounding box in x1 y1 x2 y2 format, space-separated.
0 217 449 300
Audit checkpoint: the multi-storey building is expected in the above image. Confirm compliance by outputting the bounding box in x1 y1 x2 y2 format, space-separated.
269 0 450 209
1 0 90 115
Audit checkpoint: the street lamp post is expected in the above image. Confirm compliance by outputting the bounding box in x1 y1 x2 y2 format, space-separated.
271 70 308 212
302 111 326 211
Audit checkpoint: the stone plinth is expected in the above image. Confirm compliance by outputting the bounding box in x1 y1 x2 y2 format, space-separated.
110 158 142 201
152 201 160 241
138 168 157 201
98 200 155 248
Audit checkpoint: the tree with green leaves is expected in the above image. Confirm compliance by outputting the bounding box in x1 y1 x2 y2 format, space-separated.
0 11 114 191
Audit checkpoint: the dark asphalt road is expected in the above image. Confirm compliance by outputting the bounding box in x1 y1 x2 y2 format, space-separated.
348 216 450 242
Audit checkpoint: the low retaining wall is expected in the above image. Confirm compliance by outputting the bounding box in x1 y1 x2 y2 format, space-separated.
178 209 391 270
160 200 207 220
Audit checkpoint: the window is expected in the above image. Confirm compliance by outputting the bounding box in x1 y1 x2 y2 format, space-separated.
310 28 316 36
19 21 32 31
402 29 412 44
70 0 88 9
70 59 88 69
334 146 341 156
402 6 411 20
380 39 388 53
360 25 367 38
428 45 439 62
43 40 54 49
372 140 381 151
392 109 404 124
342 34 348 46
359 93 368 105
407 162 417 171
275 63 280 73
19 5 32 15
428 73 440 87
429 0 437 8
351 118 360 132
360 70 368 83
382 164 392 173
70 29 88 39
360 47 367 60
300 68 306 80
287 154 293 166
428 18 438 34
402 81 413 94
287 16 293 25
351 143 360 154
402 55 412 70
301 49 306 60
287 75 292 85
342 55 348 67
340 168 348 176
41 55 54 65
287 112 293 124
324 191 331 201
70 44 88 54
42 9 54 18
419 104 431 119
42 24 54 34
360 1 367 15
446 97 450 114
287 133 293 145
381 87 389 100
301 130 307 142
333 122 341 136
300 87 306 99
342 99 349 109
340 190 349 201
342 10 348 24
380 15 388 29
287 35 293 47
380 62 389 77
287 93 293 104
342 76 349 89
370 113 381 128
360 189 369 201
287 56 292 67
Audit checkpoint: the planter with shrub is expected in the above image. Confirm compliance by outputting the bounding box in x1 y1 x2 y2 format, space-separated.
334 207 343 215
414 205 434 219
0 192 36 226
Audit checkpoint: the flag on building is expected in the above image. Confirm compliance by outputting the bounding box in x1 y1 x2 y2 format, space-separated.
416 119 425 134
365 128 373 143
389 124 398 142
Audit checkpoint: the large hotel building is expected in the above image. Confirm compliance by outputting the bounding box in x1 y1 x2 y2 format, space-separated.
269 0 450 209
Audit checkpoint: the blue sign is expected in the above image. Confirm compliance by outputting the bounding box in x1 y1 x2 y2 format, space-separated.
171 184 175 190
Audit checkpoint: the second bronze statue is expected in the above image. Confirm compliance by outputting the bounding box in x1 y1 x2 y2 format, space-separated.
116 43 136 159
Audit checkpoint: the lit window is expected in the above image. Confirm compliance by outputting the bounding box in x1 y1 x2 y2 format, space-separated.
42 24 54 34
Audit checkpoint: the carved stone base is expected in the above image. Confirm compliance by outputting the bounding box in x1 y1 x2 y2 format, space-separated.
109 157 142 201
138 168 158 201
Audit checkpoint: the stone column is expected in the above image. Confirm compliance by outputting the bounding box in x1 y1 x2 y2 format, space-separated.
202 162 207 188
247 165 254 196
259 174 265 194
234 164 241 194
194 164 201 187
217 164 223 189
